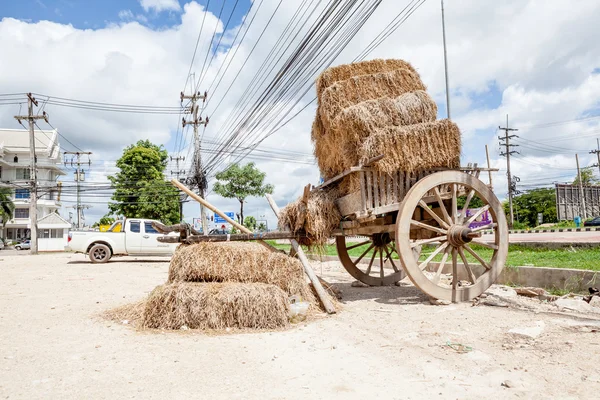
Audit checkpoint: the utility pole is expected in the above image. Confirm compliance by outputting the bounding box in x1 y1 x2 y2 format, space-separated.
181 90 209 234
64 151 92 229
499 115 519 229
170 155 186 221
14 93 49 255
590 138 600 177
575 154 587 220
441 0 451 120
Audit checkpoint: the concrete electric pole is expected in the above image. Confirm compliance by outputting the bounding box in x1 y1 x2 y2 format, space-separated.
499 115 519 229
64 151 92 229
575 153 587 220
14 93 49 254
181 90 209 234
590 138 600 177
170 155 187 221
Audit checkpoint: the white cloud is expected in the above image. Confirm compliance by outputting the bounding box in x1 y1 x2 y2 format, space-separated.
139 0 181 13
1 0 600 226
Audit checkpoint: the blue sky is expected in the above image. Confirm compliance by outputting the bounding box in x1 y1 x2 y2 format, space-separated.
0 0 251 29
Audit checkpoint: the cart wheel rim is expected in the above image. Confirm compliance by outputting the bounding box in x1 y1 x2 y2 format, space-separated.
396 171 508 302
336 235 405 286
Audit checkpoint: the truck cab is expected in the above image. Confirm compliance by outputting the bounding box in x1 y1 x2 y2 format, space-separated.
67 218 178 263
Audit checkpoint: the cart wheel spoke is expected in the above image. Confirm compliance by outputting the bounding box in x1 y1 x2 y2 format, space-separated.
411 219 447 235
379 248 385 279
365 250 377 275
458 247 477 284
433 186 452 225
354 243 375 265
411 235 447 248
459 189 476 224
465 205 490 226
451 248 458 292
418 242 448 271
432 247 451 284
418 200 450 229
451 183 458 224
384 245 399 272
345 240 372 251
471 222 497 232
464 244 491 270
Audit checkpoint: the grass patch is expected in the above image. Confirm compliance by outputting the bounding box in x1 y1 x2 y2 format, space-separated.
267 240 600 271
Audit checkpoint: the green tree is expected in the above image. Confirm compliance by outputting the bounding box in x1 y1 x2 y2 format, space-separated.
503 188 557 227
244 216 257 230
573 167 599 185
108 140 180 224
99 216 116 226
0 187 15 229
213 163 274 224
257 222 267 231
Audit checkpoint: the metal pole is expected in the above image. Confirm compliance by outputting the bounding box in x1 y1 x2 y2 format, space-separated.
575 154 587 220
597 138 600 177
485 144 493 189
441 0 451 120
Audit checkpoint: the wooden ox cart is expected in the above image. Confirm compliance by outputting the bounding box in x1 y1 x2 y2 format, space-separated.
158 163 508 303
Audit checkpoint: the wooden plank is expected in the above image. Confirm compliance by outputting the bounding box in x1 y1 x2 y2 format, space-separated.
158 231 309 243
335 191 363 217
359 171 367 212
266 194 336 315
373 171 380 207
392 171 398 204
332 224 396 236
380 173 386 206
366 170 373 210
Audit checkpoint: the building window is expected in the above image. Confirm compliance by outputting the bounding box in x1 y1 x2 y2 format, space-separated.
15 189 30 199
51 229 63 238
14 208 29 219
39 229 50 239
16 168 31 180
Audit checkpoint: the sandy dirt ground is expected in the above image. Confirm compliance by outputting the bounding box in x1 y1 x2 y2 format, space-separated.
1 252 600 400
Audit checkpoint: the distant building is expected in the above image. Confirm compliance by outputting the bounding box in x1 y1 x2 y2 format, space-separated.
0 128 70 251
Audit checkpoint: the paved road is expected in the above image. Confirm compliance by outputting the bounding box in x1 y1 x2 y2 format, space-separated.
501 230 600 243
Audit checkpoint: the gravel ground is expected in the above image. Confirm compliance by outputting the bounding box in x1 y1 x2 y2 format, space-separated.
1 252 599 399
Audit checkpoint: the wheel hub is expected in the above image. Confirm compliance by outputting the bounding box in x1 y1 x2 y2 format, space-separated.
372 232 392 247
447 225 479 247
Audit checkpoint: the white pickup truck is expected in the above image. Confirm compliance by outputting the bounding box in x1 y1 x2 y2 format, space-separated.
66 218 179 263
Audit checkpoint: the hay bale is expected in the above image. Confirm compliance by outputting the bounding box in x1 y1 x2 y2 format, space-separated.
168 242 315 303
278 189 341 246
359 119 461 173
313 91 439 185
102 300 146 327
316 59 418 98
142 282 290 330
331 90 438 138
319 68 425 130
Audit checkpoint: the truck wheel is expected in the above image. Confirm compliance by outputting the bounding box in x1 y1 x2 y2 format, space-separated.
89 243 111 263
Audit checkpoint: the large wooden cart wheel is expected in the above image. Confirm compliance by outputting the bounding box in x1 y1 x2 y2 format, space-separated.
336 234 405 286
396 171 508 302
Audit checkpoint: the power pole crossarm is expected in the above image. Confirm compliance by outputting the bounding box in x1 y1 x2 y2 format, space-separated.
13 93 49 255
64 151 92 229
181 87 210 234
498 114 519 229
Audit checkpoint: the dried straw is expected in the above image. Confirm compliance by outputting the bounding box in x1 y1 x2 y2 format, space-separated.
101 300 146 327
278 188 341 246
168 242 315 304
316 59 419 98
359 119 461 173
142 282 290 330
313 91 439 186
318 68 425 130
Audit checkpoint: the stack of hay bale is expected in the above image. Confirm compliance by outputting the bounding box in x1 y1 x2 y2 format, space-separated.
107 242 319 331
280 59 461 243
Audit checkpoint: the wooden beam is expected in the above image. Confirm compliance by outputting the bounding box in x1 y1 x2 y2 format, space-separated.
266 194 336 315
171 179 278 252
157 231 308 243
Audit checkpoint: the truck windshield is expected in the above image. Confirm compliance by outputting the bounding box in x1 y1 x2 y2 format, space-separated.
108 221 123 232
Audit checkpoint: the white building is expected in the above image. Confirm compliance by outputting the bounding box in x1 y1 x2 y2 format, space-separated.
0 128 71 251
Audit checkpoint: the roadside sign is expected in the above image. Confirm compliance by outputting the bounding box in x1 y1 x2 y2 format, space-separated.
537 213 543 225
466 208 492 229
192 218 203 232
214 212 235 224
